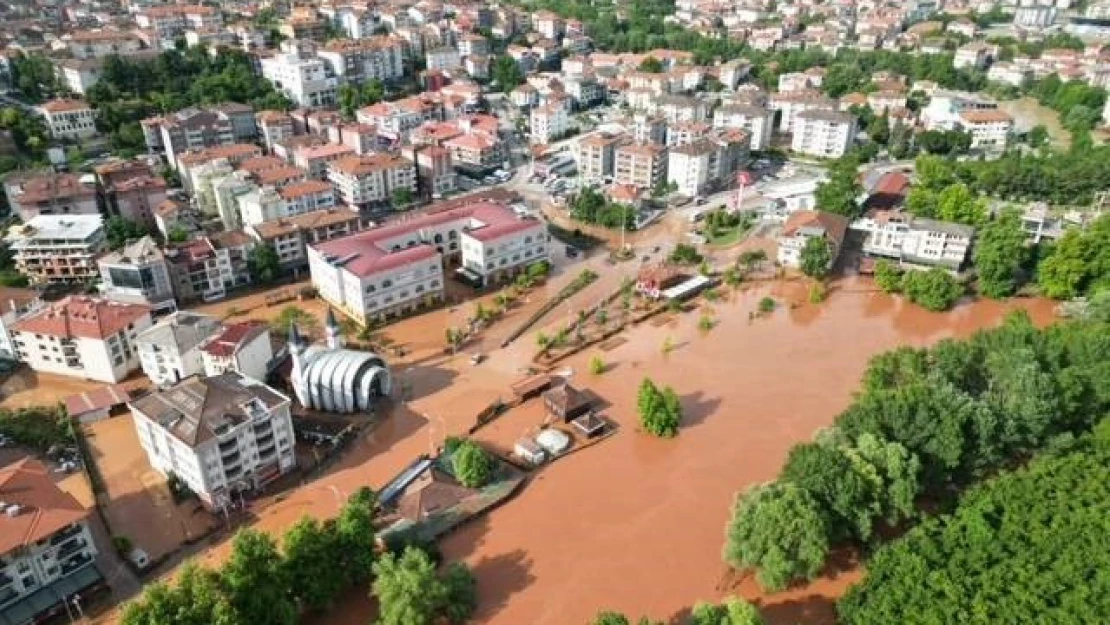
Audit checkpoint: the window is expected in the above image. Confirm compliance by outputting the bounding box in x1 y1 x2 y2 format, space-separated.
382 279 392 288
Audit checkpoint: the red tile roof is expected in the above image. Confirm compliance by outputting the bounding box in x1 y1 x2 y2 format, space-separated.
64 384 132 418
13 296 150 341
0 458 89 557
201 321 267 358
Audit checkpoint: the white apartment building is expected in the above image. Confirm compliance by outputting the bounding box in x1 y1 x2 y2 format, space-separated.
64 29 143 59
98 236 177 313
769 92 838 134
791 109 857 159
38 99 97 141
7 215 106 285
1014 4 1056 27
10 297 153 383
199 321 273 382
0 458 101 624
261 46 338 109
316 36 405 83
852 212 974 270
237 180 335 228
327 154 417 208
309 201 548 323
667 136 748 198
953 43 995 70
530 103 568 145
776 210 849 270
713 103 774 151
135 311 221 387
575 132 624 183
921 90 1000 131
614 143 668 190
425 46 462 71
958 109 1014 151
130 372 296 510
136 4 221 44
0 288 41 360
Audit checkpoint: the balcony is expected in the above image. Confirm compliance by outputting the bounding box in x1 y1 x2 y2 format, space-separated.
58 551 92 576
222 450 241 466
49 524 83 546
54 537 87 560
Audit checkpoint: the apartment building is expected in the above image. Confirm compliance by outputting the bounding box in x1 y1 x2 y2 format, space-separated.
97 236 177 313
317 37 406 83
293 143 355 180
38 99 97 141
199 321 273 382
94 160 167 230
143 106 246 169
10 296 153 383
666 132 749 198
412 146 456 198
135 311 221 387
261 45 338 109
614 143 668 190
921 90 1000 132
238 180 335 227
0 458 102 625
852 211 974 270
530 103 568 145
130 372 296 510
64 29 143 59
327 154 417 208
442 130 501 171
309 200 547 322
3 171 99 221
8 215 105 285
164 232 254 304
532 11 565 40
247 207 366 274
776 210 849 270
257 111 296 153
0 288 42 360
791 109 857 158
713 103 774 151
953 42 996 70
136 4 221 44
575 132 625 183
769 91 838 134
654 95 708 124
632 113 667 145
958 109 1014 151
179 145 263 196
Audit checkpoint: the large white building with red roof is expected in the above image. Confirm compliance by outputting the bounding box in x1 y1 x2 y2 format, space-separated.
309 199 548 322
0 458 101 624
10 296 153 383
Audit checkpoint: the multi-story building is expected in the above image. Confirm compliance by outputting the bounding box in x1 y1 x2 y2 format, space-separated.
328 154 417 208
10 296 153 383
280 14 329 42
135 311 221 387
97 236 177 313
953 42 995 70
199 321 273 382
248 207 366 274
530 103 568 145
3 171 98 221
769 91 838 134
0 287 42 360
958 109 1013 151
0 458 102 624
443 131 501 172
257 111 296 153
38 99 97 141
666 132 749 198
64 29 143 59
164 232 254 303
532 11 565 40
293 143 355 180
426 46 462 72
632 113 667 145
791 109 857 158
852 211 974 270
1014 4 1056 28
136 4 221 45
94 160 167 230
614 143 668 191
575 132 625 183
309 200 547 322
411 146 456 198
143 107 241 169
238 180 335 226
713 103 774 151
261 44 338 109
8 215 105 285
130 372 296 510
776 210 849 270
316 36 406 83
921 90 1000 131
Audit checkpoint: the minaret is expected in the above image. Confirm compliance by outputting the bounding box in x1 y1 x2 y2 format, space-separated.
288 321 310 407
325 308 343 350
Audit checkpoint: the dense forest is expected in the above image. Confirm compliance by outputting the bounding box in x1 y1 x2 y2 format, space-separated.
724 313 1110 591
839 421 1110 625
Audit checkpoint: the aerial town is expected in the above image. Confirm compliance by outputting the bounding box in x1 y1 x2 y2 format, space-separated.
0 0 1108 623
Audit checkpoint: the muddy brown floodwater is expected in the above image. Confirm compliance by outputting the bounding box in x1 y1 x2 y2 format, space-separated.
94 275 1055 625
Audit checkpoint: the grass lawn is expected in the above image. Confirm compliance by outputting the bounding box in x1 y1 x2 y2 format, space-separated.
703 223 750 246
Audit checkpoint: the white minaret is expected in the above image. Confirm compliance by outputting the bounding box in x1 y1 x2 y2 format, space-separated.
325 308 343 350
288 322 310 407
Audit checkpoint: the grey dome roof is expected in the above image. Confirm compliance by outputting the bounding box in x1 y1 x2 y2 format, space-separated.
299 347 390 412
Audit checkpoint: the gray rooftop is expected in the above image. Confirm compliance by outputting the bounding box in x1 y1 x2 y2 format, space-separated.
135 311 221 355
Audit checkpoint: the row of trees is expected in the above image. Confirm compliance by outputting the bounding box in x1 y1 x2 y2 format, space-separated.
723 313 1110 590
874 262 965 311
122 489 476 625
569 187 636 230
592 596 764 625
839 420 1110 624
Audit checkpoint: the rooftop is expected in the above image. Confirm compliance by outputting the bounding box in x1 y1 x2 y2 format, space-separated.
13 296 151 341
98 235 164 267
200 321 268 358
135 311 221 355
0 458 89 557
8 214 103 242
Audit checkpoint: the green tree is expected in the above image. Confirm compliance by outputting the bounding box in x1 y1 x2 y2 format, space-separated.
637 378 682 437
335 487 377 583
1037 228 1092 299
338 83 360 119
901 268 964 311
247 243 281 284
451 439 495 488
815 153 863 218
593 613 631 625
782 442 879 541
167 225 190 242
935 183 987 226
440 562 478 624
121 564 241 625
492 56 524 92
105 216 149 250
221 530 296 625
638 56 664 72
589 355 606 375
669 243 702 264
393 187 414 207
723 481 830 591
361 79 385 106
690 597 765 625
799 236 833 279
282 517 345 611
372 547 476 625
973 210 1028 298
271 306 320 337
873 260 903 293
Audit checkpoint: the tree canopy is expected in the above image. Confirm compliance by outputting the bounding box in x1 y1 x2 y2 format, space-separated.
799 236 833 279
450 439 495 488
372 546 477 625
637 378 682 438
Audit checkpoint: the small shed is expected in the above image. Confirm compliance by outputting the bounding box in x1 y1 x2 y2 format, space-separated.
543 383 591 422
511 373 553 402
63 384 132 423
513 438 546 466
636 264 684 300
572 412 607 439
535 428 571 455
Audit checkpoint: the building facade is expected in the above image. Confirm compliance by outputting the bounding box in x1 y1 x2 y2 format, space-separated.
135 311 222 387
97 236 177 312
791 109 857 158
8 215 106 285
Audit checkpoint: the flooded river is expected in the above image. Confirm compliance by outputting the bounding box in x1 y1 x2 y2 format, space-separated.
299 277 1055 625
